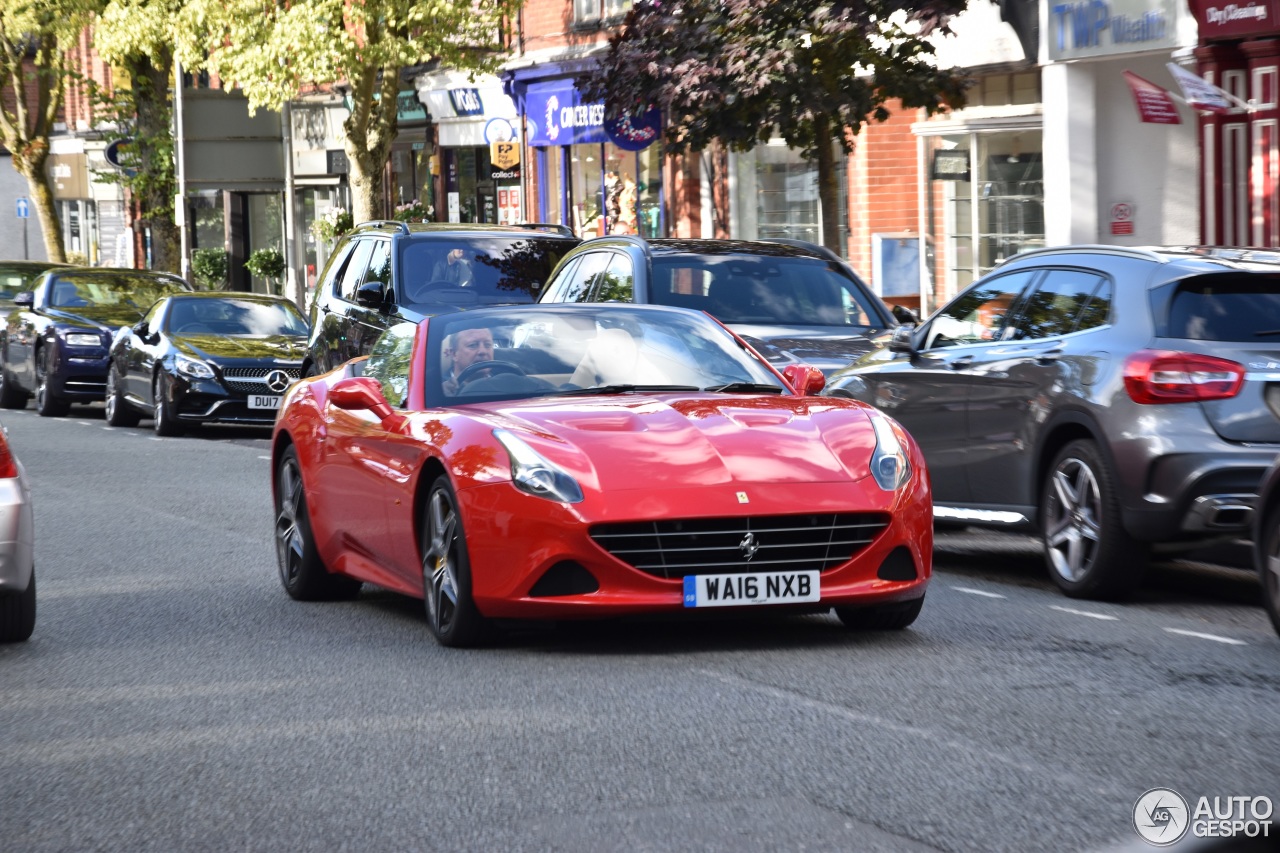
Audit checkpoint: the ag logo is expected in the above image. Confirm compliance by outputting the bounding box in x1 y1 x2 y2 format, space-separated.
1133 788 1189 846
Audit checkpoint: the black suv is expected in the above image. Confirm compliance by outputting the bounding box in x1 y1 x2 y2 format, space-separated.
823 245 1280 600
305 221 579 376
535 237 899 373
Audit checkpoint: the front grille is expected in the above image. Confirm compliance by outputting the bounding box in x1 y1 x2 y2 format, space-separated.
590 513 889 579
221 367 301 394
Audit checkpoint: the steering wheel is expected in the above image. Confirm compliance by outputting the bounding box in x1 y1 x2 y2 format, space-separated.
411 279 465 301
454 359 525 387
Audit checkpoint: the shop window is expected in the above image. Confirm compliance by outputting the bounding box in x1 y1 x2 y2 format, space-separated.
574 0 630 25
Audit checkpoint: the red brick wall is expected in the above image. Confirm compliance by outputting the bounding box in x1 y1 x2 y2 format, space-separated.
848 102 924 307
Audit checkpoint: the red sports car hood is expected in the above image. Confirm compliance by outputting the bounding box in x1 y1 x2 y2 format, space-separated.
478 394 877 491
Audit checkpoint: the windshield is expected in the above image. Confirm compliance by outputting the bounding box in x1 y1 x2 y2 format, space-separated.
648 254 884 328
425 305 785 406
48 273 186 311
397 237 574 309
166 297 309 337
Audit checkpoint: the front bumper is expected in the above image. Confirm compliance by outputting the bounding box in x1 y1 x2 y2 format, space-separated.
55 353 110 401
458 477 933 620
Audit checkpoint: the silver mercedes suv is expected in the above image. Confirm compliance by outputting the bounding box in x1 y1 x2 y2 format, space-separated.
824 246 1280 600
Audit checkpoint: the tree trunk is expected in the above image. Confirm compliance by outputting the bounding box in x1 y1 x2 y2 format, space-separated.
343 64 401 226
130 55 180 274
13 146 64 263
814 114 842 255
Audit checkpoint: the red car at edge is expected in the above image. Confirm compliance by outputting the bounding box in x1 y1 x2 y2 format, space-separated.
271 303 932 647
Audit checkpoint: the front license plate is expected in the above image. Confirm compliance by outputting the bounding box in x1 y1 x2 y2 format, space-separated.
683 570 821 608
249 394 281 410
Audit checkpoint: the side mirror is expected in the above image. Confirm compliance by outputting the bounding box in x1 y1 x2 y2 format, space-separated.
890 304 920 324
887 324 917 354
355 281 386 308
781 364 826 396
329 376 405 428
13 291 33 308
132 321 149 338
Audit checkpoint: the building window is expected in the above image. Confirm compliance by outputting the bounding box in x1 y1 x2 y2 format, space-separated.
574 0 630 25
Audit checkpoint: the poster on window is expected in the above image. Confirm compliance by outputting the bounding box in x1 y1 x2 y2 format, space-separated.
497 187 523 226
872 234 921 298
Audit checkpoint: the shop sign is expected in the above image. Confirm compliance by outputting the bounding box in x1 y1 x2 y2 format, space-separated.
1166 63 1235 113
1190 0 1280 38
525 82 608 146
604 110 661 152
1047 0 1178 61
931 149 971 181
491 140 520 171
449 88 484 117
1123 71 1181 124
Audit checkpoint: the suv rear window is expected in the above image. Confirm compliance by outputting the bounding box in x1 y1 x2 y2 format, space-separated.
398 237 573 307
1164 274 1280 342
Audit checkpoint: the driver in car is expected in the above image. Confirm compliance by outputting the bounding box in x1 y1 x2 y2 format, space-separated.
442 327 495 395
431 249 475 287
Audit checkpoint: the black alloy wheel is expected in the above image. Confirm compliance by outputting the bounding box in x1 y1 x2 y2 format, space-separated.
421 476 487 647
34 345 69 418
105 365 141 427
152 372 184 437
1261 508 1280 637
273 446 360 601
834 595 925 630
0 565 35 642
1040 439 1146 600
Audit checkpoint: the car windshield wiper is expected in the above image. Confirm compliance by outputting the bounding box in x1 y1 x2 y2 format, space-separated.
1255 329 1280 337
552 384 700 397
703 382 785 394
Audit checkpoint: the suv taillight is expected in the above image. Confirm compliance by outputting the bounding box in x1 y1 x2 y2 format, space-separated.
0 432 16 478
1123 349 1245 404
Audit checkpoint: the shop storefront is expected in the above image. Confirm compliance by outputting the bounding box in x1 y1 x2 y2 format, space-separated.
289 97 350 292
416 72 523 225
729 141 848 249
505 67 663 238
1189 0 1280 246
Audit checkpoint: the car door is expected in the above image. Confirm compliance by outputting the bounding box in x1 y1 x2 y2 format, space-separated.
6 283 43 389
347 237 394 359
323 238 376 369
590 252 635 302
856 271 1040 505
964 269 1109 507
124 299 169 403
539 252 610 303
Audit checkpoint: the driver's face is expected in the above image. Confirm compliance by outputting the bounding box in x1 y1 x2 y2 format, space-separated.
450 328 494 375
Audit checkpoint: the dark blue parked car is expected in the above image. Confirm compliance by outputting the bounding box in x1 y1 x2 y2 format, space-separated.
0 268 191 417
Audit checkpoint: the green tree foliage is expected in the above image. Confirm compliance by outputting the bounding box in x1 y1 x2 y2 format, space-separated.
581 0 971 252
0 0 99 263
174 0 521 225
190 246 227 289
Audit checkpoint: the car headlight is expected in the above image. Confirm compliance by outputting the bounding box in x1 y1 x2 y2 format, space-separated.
868 412 911 491
493 428 584 504
64 332 102 347
175 354 214 380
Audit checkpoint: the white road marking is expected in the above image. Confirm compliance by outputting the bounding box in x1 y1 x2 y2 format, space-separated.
78 421 93 426
258 455 271 460
951 586 1007 599
1163 628 1247 646
1048 605 1118 621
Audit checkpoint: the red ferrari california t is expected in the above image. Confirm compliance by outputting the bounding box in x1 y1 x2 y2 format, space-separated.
271 304 932 646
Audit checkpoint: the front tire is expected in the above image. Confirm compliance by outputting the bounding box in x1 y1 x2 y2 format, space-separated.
105 366 141 427
421 476 487 647
274 446 360 601
1041 439 1146 600
152 372 184 437
834 595 924 630
0 566 35 642
34 345 70 418
1260 508 1280 638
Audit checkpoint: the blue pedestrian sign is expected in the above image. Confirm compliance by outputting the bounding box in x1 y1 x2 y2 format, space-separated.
15 197 29 219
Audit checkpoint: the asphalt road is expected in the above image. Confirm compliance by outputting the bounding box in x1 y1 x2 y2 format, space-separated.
2 404 1277 852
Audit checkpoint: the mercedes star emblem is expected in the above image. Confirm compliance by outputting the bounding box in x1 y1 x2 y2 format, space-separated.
265 370 292 394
